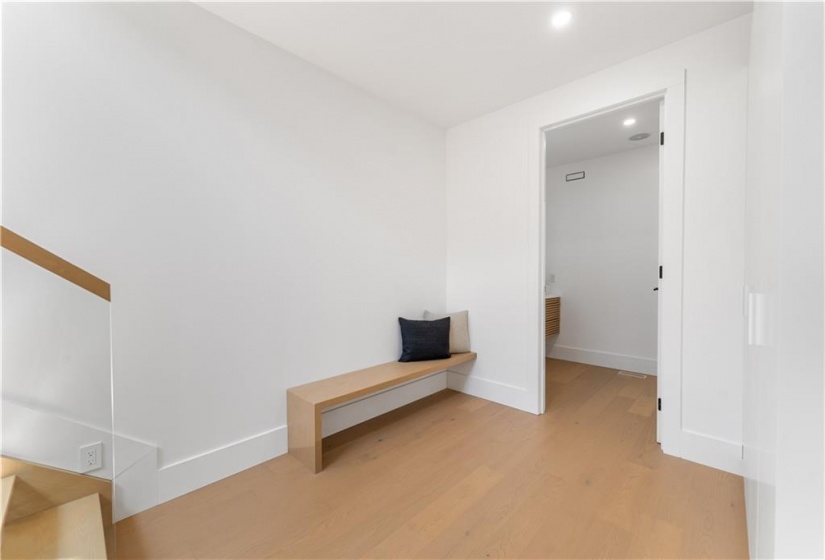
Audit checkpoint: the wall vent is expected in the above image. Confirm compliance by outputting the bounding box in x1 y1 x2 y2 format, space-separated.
617 370 647 379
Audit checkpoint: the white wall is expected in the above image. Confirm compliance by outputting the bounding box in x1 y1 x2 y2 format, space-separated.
3 2 447 514
743 3 824 558
545 146 658 375
446 15 749 473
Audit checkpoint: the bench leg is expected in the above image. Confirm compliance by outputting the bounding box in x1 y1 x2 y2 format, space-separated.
287 391 322 473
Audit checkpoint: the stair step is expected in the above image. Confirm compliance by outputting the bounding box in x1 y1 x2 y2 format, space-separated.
1 476 17 528
1 493 107 559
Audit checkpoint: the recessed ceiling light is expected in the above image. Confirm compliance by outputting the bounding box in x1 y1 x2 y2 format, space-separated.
629 133 651 141
623 118 637 127
550 10 572 29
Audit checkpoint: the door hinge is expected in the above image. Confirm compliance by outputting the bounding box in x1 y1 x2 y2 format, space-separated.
660 131 665 146
659 265 663 279
657 398 662 411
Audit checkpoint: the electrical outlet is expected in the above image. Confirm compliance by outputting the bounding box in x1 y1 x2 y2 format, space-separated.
79 442 103 473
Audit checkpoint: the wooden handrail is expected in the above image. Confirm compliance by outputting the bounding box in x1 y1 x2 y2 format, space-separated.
0 226 111 301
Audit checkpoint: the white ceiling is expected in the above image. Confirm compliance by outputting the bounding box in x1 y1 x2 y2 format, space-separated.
545 97 660 168
198 2 752 128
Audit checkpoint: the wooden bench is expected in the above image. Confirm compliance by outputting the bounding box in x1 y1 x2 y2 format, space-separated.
287 352 477 473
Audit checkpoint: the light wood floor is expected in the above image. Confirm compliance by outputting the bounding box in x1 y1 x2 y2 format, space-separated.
115 359 749 559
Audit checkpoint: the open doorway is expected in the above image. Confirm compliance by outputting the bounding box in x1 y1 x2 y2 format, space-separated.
542 97 664 441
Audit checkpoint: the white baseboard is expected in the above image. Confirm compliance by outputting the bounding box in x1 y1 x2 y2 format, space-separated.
114 444 158 521
678 429 743 475
157 426 287 505
117 373 458 519
322 372 447 437
113 387 740 521
446 371 534 413
548 344 657 375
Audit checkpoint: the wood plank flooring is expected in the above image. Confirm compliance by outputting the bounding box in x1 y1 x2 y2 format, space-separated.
115 359 749 559
2 493 108 559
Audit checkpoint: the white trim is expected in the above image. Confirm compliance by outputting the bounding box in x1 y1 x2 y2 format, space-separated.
156 426 287 505
537 81 686 458
657 96 665 444
538 129 549 415
114 447 158 521
657 79 686 458
548 345 657 375
537 93 671 415
113 434 157 477
446 371 533 413
679 429 743 475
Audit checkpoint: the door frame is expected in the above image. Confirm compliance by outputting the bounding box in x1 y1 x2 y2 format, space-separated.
537 84 685 455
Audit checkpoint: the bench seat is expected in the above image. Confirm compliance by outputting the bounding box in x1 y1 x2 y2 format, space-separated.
287 352 477 473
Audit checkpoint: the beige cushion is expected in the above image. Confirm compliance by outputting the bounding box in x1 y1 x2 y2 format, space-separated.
423 310 470 353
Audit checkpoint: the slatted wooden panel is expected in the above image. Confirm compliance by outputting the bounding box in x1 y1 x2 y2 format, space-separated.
545 297 560 337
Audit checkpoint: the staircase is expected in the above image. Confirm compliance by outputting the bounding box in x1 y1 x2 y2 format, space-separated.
0 228 115 558
1 459 110 559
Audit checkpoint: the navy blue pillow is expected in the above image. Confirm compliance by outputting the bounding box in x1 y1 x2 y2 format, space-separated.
398 317 451 362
